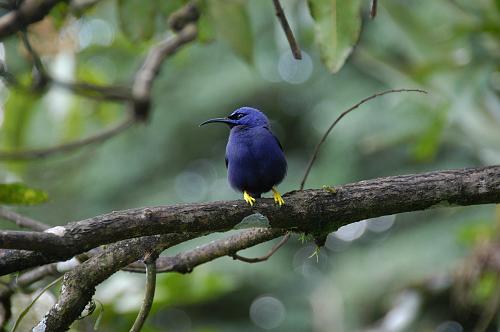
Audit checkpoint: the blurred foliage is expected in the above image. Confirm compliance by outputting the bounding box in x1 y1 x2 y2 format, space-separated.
0 0 499 331
0 183 48 205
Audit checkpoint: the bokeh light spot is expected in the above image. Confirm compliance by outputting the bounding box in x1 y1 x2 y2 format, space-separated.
334 220 367 242
250 295 286 329
278 51 313 84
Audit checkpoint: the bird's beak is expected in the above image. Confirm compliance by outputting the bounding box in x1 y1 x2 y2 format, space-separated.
199 117 236 127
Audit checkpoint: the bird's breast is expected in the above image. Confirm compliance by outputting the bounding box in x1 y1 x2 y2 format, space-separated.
225 127 287 195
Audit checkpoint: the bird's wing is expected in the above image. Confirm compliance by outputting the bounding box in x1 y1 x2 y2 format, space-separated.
264 125 284 151
273 134 284 151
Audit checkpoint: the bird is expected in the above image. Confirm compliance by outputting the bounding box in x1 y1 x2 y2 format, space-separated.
200 107 287 206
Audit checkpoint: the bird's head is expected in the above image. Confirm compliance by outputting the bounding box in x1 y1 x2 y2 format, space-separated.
199 107 270 128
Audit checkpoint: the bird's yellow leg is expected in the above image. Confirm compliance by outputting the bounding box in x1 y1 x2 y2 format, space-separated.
243 191 256 206
272 187 285 206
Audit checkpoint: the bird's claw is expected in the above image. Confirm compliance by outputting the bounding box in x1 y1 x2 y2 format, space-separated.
272 187 285 206
243 191 256 206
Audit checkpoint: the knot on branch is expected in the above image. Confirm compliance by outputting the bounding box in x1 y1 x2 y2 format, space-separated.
168 3 199 32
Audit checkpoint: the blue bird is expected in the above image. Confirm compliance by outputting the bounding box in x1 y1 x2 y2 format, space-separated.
200 107 287 206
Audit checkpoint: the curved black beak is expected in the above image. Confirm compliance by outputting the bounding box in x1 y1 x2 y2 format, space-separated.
199 117 236 127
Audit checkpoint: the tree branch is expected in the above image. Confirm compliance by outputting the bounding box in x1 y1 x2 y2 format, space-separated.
0 4 199 160
300 88 427 190
272 0 302 60
0 112 135 160
36 234 192 331
0 0 68 40
131 23 197 120
1 165 499 275
0 207 49 231
231 232 290 263
124 228 285 274
370 0 378 18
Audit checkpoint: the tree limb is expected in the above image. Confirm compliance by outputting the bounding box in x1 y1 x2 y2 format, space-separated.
0 4 199 160
131 23 197 120
0 207 49 231
0 0 68 39
124 228 285 274
0 112 135 160
1 165 499 275
36 234 193 331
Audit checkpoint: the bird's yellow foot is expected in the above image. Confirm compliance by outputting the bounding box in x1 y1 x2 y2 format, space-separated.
243 191 256 206
272 187 285 206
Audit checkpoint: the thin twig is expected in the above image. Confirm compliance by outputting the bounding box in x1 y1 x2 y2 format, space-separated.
272 0 301 60
0 0 67 39
129 254 157 332
123 228 285 274
0 207 49 231
69 0 103 15
299 88 428 190
10 275 63 332
53 80 132 102
231 232 290 263
0 112 135 160
370 0 378 19
19 29 48 89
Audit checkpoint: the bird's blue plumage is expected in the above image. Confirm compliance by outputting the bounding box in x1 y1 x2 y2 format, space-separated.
200 107 287 199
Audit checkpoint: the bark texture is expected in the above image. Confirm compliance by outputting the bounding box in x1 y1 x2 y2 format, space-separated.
1 165 499 275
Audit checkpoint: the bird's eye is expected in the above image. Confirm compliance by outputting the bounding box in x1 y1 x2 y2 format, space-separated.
228 113 246 120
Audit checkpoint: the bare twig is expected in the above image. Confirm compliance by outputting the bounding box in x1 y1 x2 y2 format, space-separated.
69 0 103 15
0 112 135 160
0 0 68 39
231 232 290 263
10 276 63 332
0 207 49 231
272 0 302 60
124 228 284 274
53 80 132 102
370 0 378 18
300 88 427 190
19 29 48 89
129 254 157 332
131 23 197 120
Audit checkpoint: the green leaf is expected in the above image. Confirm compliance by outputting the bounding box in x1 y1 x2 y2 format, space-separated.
209 0 253 63
117 0 157 43
0 183 48 205
308 0 362 73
